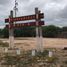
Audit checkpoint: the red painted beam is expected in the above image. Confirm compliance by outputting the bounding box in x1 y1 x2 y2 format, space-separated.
6 21 44 29
5 13 44 23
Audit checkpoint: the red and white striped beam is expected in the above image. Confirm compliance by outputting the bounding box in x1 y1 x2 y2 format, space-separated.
6 21 44 29
5 13 44 23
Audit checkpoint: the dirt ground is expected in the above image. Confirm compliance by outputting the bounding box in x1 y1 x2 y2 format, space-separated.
0 37 67 50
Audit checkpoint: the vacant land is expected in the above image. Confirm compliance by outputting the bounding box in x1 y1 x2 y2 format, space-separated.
0 38 67 50
0 38 67 67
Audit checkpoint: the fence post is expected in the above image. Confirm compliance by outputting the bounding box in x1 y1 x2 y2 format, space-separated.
38 10 43 52
35 8 43 52
9 10 14 48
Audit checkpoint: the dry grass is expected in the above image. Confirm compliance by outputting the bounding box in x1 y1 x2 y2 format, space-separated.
0 37 67 50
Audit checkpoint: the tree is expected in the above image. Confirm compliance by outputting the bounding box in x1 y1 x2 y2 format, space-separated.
62 26 67 31
14 26 36 37
42 25 61 38
2 27 9 38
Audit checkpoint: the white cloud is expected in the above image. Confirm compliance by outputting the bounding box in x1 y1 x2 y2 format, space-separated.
0 0 67 27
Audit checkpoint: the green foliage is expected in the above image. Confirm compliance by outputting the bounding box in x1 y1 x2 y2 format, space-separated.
42 25 61 37
36 50 49 57
4 55 17 65
0 29 2 37
46 57 58 63
0 40 9 47
2 27 9 38
14 26 36 37
1 49 58 67
62 26 67 31
1 25 67 38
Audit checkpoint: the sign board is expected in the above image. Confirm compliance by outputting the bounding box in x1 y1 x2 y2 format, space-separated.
6 21 44 28
5 13 44 23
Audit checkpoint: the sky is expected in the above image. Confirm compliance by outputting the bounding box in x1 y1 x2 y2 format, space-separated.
0 0 67 28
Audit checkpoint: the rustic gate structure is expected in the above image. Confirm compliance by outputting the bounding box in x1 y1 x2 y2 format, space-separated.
5 7 44 53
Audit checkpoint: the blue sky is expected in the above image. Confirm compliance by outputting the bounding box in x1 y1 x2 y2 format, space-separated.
0 0 67 28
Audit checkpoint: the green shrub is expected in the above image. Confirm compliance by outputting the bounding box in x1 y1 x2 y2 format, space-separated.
46 57 57 63
0 40 9 47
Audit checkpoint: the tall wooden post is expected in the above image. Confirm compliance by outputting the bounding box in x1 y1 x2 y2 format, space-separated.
35 8 41 52
38 26 43 52
35 8 43 52
38 11 43 52
35 8 39 52
9 10 14 48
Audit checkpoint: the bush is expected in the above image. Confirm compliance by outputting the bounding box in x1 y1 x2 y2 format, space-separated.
0 40 9 47
46 57 57 63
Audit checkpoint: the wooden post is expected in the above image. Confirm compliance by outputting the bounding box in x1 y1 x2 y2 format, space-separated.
9 10 14 48
35 8 40 52
35 8 43 52
38 11 43 52
39 26 43 52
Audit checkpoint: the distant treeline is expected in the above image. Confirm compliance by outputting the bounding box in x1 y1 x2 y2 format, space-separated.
0 25 67 38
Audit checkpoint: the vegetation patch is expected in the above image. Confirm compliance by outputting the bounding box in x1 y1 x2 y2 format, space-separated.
0 40 9 47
